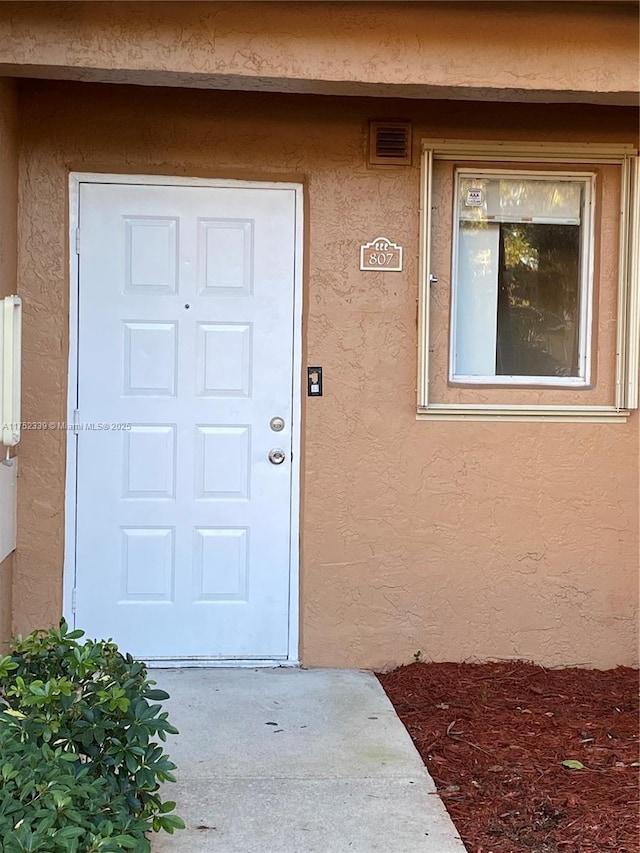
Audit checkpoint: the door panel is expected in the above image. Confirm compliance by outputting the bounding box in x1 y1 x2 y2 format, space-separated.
73 182 298 660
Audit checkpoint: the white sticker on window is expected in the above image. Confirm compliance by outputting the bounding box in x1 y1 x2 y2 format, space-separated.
465 188 484 207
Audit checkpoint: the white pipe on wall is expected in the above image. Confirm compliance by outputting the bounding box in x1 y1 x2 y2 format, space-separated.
1 295 22 448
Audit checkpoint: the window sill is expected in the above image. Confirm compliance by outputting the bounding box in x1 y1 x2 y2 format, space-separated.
416 404 630 423
450 376 588 388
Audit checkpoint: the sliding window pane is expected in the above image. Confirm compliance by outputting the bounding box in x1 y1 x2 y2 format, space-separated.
496 223 581 377
455 222 500 376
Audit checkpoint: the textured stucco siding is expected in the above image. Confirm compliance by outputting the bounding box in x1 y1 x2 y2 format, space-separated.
0 78 18 644
14 81 640 669
0 2 637 105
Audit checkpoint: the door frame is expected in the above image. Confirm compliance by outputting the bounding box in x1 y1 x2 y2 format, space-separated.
63 173 304 666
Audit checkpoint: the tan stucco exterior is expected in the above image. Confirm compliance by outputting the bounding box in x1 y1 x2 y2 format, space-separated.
0 2 637 105
12 78 639 669
0 78 18 644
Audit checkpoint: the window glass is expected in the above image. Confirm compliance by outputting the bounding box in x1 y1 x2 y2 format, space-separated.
452 174 588 381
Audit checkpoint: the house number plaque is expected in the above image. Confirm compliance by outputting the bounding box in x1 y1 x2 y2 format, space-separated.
359 237 403 272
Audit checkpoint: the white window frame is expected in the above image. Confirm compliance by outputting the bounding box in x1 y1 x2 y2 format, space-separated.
418 141 640 422
450 169 594 387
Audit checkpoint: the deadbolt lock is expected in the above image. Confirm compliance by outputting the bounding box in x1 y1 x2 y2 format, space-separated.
268 448 286 465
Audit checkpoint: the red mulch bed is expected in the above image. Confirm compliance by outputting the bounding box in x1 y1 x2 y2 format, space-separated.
377 661 639 853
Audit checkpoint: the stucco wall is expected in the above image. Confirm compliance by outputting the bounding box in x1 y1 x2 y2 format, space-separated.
0 78 18 643
0 2 637 105
15 80 639 668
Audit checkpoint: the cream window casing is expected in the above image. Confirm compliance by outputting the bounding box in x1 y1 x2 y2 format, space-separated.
418 141 640 422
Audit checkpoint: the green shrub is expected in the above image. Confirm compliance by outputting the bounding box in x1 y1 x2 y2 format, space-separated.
0 622 185 852
0 722 151 852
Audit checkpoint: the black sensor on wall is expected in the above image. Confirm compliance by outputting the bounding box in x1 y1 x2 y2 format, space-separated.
307 367 323 396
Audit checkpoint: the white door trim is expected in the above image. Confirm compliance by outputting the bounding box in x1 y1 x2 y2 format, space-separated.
64 173 304 666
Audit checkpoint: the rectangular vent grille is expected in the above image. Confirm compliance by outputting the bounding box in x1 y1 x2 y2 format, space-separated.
369 121 412 166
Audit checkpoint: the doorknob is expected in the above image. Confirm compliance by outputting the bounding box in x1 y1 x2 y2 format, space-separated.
268 448 286 465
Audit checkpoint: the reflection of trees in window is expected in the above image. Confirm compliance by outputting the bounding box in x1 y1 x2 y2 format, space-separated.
459 177 582 224
496 223 580 377
454 172 588 382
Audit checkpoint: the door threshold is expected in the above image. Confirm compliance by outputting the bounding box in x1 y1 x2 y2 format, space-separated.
146 658 300 669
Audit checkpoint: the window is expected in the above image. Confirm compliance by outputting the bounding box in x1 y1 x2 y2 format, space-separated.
418 141 639 421
451 172 593 386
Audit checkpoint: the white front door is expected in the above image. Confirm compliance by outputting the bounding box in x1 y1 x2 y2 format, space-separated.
71 180 300 661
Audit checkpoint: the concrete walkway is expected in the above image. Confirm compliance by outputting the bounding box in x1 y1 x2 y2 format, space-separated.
151 668 467 853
